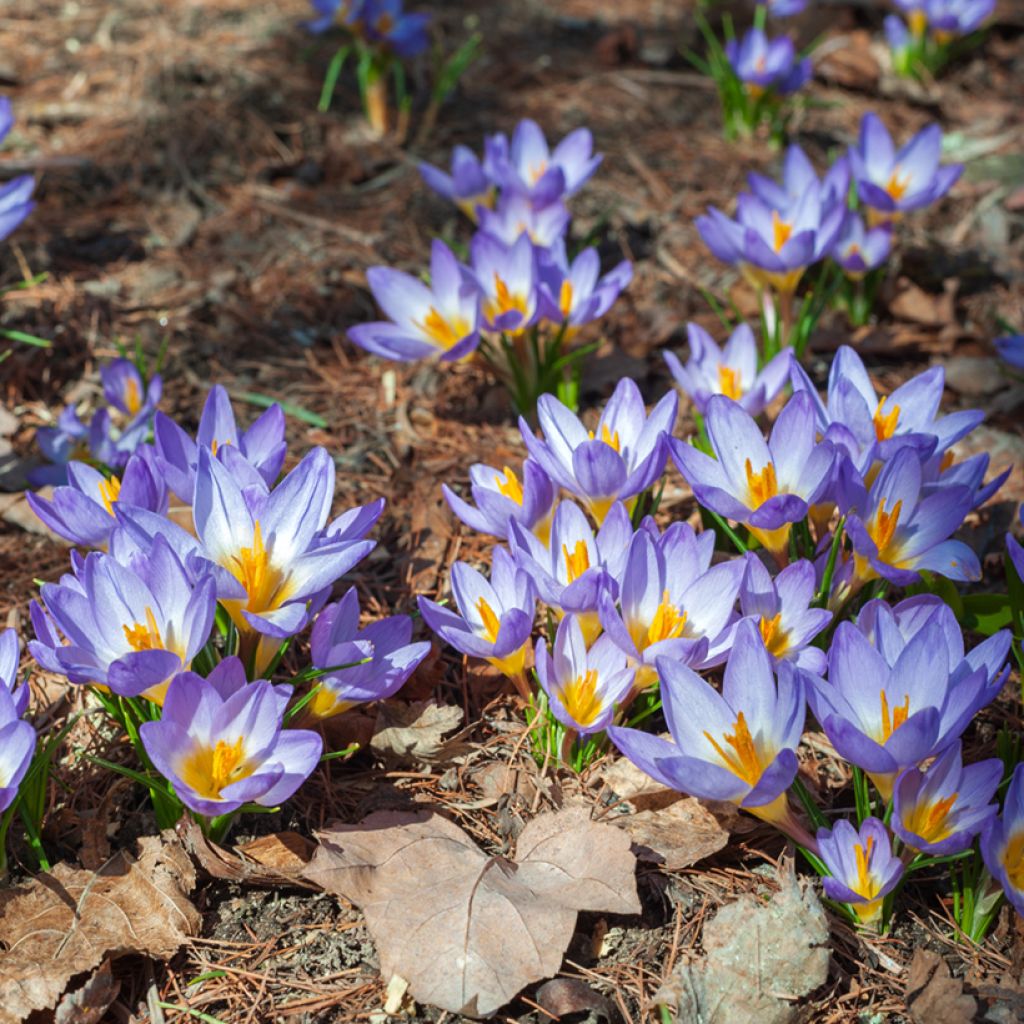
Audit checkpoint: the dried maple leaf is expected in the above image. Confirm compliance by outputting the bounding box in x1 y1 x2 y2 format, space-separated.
0 836 200 1023
905 948 978 1024
304 806 640 1016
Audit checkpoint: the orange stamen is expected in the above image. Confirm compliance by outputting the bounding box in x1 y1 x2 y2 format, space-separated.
494 466 524 505
771 210 793 253
559 668 603 727
744 458 779 506
718 364 742 400
562 540 591 583
879 690 910 742
476 597 501 644
759 612 790 658
873 398 901 441
704 711 763 786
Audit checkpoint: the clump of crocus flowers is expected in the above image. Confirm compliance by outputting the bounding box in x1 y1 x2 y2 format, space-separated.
690 2 813 141
5 362 433 859
307 0 479 140
424 321 1024 939
886 0 996 78
30 355 162 486
696 111 963 353
348 119 632 414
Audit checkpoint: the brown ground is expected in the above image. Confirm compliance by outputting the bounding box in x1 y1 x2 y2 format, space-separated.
2 0 1024 1021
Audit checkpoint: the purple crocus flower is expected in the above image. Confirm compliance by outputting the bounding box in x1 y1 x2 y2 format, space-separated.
186 446 377 675
664 322 793 417
29 536 216 704
535 614 634 735
153 384 286 505
899 0 995 38
306 0 365 34
418 546 536 682
307 588 430 719
747 146 851 211
101 359 162 421
850 113 963 223
140 659 322 818
922 446 1009 512
489 119 602 205
892 742 1001 856
885 13 914 67
31 405 93 486
608 619 812 842
520 378 677 524
419 144 496 221
995 335 1024 371
1009 515 1024 584
833 213 892 276
806 618 998 800
509 499 631 642
981 764 1024 918
468 231 537 334
476 194 570 249
790 344 982 473
843 447 979 588
598 521 746 679
696 157 847 296
0 683 34 814
536 239 632 331
0 97 36 243
740 557 832 673
0 627 28 719
853 594 1010 694
669 392 835 563
91 408 155 473
725 28 812 96
362 0 430 58
348 239 481 362
442 457 555 542
27 451 168 549
817 818 903 925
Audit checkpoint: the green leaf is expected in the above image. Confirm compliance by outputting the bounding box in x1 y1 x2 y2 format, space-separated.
235 391 327 429
960 593 1013 636
432 32 481 104
318 45 351 113
906 572 964 619
1 328 51 348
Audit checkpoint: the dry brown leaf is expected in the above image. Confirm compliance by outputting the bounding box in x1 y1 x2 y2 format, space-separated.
54 961 119 1024
905 948 978 1024
178 818 318 891
889 278 958 327
657 865 829 1024
369 699 466 765
0 836 199 1023
0 491 65 538
536 977 618 1021
598 756 740 867
816 32 880 91
620 797 731 871
598 752 678 810
238 831 316 871
304 806 640 1016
